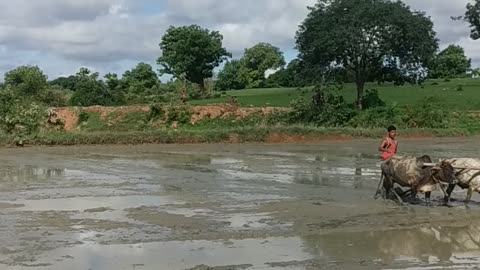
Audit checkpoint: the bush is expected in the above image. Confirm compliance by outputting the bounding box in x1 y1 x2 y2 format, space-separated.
401 97 452 128
166 105 192 125
349 106 400 128
38 85 71 107
147 104 165 122
0 89 46 137
361 89 386 109
289 85 356 126
77 110 90 125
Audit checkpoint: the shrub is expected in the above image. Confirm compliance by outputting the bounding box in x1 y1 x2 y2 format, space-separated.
166 105 192 125
349 106 400 128
401 97 452 128
77 110 90 125
0 89 46 137
289 84 356 126
361 89 386 109
147 104 165 122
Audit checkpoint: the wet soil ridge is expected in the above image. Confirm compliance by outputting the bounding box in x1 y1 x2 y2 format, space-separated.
49 104 286 132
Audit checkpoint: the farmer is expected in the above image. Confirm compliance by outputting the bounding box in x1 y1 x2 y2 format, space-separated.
379 125 398 161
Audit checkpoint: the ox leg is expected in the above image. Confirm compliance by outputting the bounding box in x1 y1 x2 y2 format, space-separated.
390 185 404 204
425 192 432 207
465 187 474 204
444 184 456 205
410 189 418 204
439 184 452 207
374 173 385 200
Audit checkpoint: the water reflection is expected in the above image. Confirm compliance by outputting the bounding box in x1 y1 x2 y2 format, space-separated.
302 223 480 268
4 237 312 270
0 165 65 188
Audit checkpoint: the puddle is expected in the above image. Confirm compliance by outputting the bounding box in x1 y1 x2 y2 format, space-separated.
3 237 312 270
302 224 480 269
224 213 285 229
220 169 294 184
5 195 183 212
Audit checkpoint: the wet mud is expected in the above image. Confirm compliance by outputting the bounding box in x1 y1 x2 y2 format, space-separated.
0 138 480 269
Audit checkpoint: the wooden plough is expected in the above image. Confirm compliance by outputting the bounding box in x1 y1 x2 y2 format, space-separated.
421 163 480 171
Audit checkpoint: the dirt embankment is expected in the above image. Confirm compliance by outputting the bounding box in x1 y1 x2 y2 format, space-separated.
48 104 287 132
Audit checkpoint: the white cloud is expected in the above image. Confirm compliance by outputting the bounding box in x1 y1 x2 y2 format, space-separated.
0 0 477 80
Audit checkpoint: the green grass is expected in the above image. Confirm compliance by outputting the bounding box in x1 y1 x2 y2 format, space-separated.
189 78 480 110
4 126 471 147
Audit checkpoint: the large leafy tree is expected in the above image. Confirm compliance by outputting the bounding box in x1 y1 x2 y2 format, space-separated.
465 0 480 40
296 0 438 109
4 65 48 96
241 43 285 88
50 75 78 91
215 60 246 91
70 68 114 106
429 45 471 79
265 59 306 88
122 62 160 94
158 25 231 93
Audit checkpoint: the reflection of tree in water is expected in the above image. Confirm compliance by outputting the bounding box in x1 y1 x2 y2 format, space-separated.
293 153 372 189
0 165 65 188
301 224 480 266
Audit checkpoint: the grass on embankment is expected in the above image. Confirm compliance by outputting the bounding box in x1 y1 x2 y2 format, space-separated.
3 126 471 146
190 78 480 111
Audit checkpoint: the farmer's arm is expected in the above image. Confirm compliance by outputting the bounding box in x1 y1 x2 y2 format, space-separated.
378 140 388 152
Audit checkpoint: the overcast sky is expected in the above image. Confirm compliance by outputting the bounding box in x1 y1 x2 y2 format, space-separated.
0 0 476 80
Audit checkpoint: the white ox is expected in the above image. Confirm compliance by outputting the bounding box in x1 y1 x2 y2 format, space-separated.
444 158 480 204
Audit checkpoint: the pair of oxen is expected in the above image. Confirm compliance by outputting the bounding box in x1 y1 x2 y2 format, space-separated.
376 155 480 206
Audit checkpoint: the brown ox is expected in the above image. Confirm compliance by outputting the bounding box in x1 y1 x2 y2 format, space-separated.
380 155 456 206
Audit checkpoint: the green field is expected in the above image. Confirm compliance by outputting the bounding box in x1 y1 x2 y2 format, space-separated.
190 78 480 110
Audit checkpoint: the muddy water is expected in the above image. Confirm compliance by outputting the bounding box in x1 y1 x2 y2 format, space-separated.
0 139 480 269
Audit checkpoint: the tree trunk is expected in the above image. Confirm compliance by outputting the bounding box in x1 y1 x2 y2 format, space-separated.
198 80 207 95
356 79 365 110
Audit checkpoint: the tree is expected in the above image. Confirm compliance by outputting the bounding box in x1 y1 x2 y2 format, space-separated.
241 43 286 88
4 65 48 96
215 60 246 91
465 0 480 40
70 68 114 106
121 62 160 95
266 59 306 88
429 45 471 79
50 75 78 91
296 0 438 109
157 25 231 93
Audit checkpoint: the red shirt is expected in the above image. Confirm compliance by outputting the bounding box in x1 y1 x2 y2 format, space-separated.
381 137 397 160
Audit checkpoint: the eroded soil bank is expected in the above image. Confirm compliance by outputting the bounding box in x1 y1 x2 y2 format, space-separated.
0 139 479 269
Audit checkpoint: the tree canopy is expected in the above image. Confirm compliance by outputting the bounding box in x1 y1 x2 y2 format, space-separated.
158 25 231 92
4 65 48 96
429 45 471 79
241 43 285 88
465 0 480 40
70 68 115 106
215 60 246 91
296 0 438 109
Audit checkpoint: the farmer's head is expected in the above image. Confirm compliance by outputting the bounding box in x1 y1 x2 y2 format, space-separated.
387 125 397 139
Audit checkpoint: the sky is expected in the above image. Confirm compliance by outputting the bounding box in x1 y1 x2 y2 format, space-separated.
0 0 477 80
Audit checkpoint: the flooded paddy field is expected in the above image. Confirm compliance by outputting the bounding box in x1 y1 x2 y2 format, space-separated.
0 139 480 269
